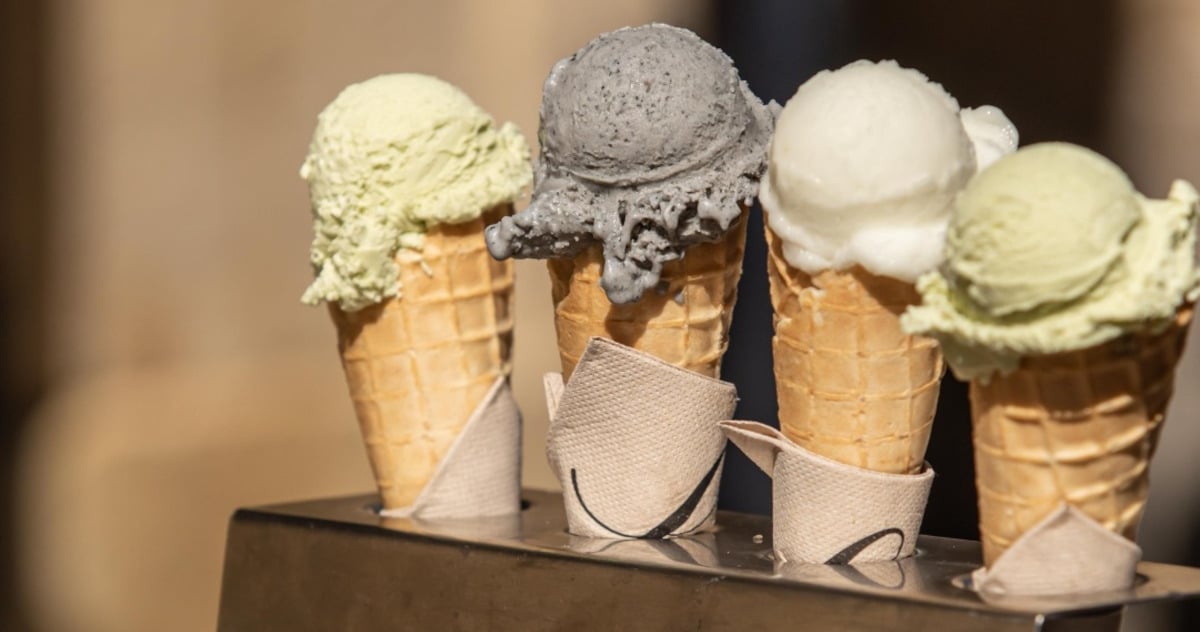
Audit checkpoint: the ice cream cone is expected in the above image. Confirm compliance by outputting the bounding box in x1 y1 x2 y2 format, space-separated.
765 222 944 475
970 306 1193 567
328 205 515 510
547 208 748 380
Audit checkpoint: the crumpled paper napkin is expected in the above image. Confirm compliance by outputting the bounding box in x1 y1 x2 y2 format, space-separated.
545 338 737 539
720 420 934 564
972 504 1141 596
380 377 522 519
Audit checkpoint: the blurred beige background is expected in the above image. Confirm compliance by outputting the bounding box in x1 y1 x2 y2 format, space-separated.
3 0 1200 631
12 1 705 630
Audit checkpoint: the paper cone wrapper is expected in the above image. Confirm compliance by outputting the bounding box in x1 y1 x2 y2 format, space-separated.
547 207 748 380
971 504 1141 596
328 205 515 511
545 338 737 539
721 420 933 565
765 222 944 475
971 306 1193 567
379 377 521 519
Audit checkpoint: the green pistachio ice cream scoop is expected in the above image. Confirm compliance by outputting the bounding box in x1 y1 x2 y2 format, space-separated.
902 142 1200 380
300 74 531 312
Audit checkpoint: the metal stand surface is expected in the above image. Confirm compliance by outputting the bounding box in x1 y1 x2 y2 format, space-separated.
217 490 1200 631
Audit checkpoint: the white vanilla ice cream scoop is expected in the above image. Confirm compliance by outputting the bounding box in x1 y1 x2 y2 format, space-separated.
761 60 1018 282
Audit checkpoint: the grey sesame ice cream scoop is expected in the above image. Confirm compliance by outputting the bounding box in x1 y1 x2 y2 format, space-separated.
485 23 773 304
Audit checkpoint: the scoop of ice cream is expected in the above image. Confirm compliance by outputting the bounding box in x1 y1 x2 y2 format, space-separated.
961 105 1020 172
761 60 1018 282
902 142 1200 380
946 143 1142 316
485 23 772 304
301 74 531 311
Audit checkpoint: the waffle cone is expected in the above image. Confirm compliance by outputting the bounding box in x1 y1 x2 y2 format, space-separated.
765 223 944 475
327 205 515 510
547 208 748 379
970 306 1194 567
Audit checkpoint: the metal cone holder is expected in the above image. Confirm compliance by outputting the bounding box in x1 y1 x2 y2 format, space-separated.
218 489 1200 631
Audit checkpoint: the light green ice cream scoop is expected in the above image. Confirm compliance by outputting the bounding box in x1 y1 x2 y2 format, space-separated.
300 74 531 312
902 142 1200 381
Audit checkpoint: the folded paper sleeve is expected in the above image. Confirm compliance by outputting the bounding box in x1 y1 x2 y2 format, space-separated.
545 338 737 539
720 420 933 564
972 504 1141 596
380 377 522 519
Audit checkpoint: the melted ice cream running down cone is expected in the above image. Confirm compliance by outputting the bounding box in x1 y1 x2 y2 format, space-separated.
485 24 772 377
548 210 747 379
762 60 1018 474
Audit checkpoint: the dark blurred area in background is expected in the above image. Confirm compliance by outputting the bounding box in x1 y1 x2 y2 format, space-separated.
1 0 47 629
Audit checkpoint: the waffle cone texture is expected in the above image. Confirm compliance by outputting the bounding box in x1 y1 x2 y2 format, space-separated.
765 222 944 475
971 306 1194 567
328 205 515 510
547 208 748 380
